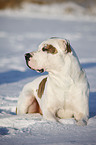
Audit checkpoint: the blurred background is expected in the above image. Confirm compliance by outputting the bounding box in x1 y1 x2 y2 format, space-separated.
0 0 96 17
0 0 96 8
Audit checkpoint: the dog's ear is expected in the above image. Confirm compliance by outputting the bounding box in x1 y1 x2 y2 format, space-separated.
60 39 72 54
66 40 72 53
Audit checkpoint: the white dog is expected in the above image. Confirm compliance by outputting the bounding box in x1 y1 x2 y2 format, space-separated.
16 38 89 125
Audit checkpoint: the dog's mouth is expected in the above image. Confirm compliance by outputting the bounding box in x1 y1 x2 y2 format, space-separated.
36 69 44 73
25 60 44 73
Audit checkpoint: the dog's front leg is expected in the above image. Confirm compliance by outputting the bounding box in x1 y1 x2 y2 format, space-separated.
43 109 58 122
16 94 33 114
74 112 89 126
16 83 36 114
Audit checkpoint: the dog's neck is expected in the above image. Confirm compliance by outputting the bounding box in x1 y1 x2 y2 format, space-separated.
48 54 81 88
48 70 73 89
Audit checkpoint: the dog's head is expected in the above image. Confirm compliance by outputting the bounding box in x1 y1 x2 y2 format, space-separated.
25 38 72 73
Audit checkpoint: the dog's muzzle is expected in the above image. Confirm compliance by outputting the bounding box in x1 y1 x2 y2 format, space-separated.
25 53 32 61
25 53 32 69
25 53 44 73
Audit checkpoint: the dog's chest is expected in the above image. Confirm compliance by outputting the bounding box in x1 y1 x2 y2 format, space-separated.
46 81 69 103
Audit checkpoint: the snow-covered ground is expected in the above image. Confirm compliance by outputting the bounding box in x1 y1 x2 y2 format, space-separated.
0 2 96 145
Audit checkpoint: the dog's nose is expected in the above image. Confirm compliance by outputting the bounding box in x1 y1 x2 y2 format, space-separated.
25 53 32 61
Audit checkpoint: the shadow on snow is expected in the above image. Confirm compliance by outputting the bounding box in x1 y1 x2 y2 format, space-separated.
81 62 96 69
89 92 96 118
0 127 9 136
0 109 16 115
0 69 47 84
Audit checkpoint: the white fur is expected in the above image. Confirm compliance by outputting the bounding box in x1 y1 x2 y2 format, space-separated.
17 38 89 125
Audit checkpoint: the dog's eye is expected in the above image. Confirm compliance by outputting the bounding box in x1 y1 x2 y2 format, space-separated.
42 47 47 52
42 45 58 54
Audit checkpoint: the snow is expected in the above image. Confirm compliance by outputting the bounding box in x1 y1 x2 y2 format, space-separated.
0 2 96 145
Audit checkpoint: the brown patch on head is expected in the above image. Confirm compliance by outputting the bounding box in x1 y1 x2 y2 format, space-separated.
66 42 71 53
42 45 58 54
37 77 47 98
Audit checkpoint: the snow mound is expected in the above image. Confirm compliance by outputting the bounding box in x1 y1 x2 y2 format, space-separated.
0 114 76 130
0 114 41 129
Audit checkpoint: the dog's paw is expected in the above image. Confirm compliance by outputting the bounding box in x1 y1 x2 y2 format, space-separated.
76 119 87 126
